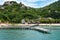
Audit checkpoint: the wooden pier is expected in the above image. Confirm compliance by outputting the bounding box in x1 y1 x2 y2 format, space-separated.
31 27 49 33
0 26 50 34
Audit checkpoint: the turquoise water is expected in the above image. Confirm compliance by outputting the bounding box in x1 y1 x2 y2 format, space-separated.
0 26 60 40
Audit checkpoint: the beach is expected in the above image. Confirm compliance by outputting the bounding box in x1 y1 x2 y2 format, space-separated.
0 23 60 27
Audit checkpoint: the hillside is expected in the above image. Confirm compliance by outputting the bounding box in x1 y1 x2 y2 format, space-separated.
0 1 38 23
39 0 60 18
0 0 60 23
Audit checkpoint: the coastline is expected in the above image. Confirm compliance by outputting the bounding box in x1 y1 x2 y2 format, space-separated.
0 23 60 27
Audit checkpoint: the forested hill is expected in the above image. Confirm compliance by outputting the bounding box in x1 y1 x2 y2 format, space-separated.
0 1 38 23
0 0 60 23
39 0 60 19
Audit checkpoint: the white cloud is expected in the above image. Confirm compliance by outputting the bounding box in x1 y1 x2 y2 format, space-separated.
25 0 50 2
0 0 58 8
4 0 16 1
1 0 18 5
40 0 58 7
16 0 58 8
25 0 39 2
3 0 17 3
21 2 39 8
17 0 47 3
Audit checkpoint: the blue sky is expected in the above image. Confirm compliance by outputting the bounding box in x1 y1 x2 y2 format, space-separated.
0 0 58 8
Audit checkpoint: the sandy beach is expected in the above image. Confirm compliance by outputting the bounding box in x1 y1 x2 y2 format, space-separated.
0 23 60 27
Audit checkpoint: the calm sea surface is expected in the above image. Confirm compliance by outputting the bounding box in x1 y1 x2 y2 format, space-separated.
0 26 60 40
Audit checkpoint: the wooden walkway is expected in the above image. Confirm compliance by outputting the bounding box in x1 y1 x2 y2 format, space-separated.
0 25 50 34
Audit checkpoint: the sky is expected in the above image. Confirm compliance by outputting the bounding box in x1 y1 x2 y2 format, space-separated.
0 0 58 8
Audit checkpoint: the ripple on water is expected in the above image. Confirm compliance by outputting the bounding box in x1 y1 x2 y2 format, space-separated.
0 26 60 40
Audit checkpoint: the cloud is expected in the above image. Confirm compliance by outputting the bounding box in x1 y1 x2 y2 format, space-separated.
21 2 39 8
0 0 58 8
17 0 58 8
25 0 40 2
17 0 45 3
4 0 16 1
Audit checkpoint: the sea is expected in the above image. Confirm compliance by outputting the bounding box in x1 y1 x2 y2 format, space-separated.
0 25 60 40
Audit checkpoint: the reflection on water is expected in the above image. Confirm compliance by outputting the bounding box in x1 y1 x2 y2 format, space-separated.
0 26 60 40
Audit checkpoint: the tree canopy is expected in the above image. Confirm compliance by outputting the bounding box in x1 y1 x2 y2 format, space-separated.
0 1 60 23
